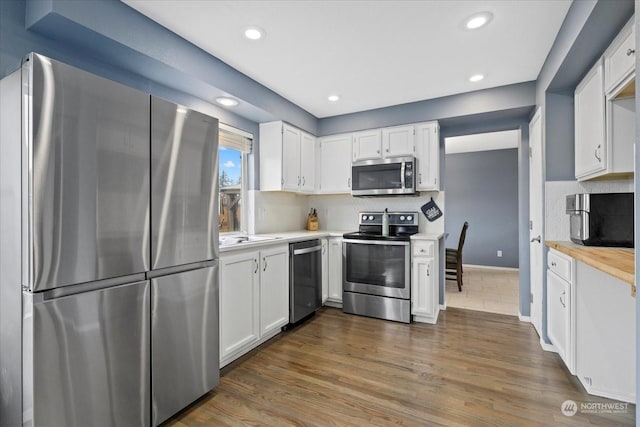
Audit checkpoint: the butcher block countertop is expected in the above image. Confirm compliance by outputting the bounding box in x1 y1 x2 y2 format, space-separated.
546 241 635 296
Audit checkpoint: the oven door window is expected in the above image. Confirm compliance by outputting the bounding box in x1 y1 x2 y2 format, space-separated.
352 163 402 191
345 242 406 288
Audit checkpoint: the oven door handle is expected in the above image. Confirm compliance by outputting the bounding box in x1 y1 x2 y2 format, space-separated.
343 239 409 246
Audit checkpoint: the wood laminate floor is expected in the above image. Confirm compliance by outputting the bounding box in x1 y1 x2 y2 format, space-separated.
165 308 635 426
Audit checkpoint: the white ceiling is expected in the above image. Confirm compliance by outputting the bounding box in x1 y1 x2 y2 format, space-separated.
123 0 572 118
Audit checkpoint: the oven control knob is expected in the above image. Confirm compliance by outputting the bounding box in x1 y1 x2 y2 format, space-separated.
407 215 413 221
362 215 367 221
400 216 405 221
368 215 374 220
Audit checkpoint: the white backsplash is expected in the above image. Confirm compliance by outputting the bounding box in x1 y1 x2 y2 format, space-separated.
248 190 308 234
545 179 633 241
249 190 445 234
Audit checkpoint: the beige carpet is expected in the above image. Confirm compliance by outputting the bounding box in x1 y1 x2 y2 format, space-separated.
445 266 519 316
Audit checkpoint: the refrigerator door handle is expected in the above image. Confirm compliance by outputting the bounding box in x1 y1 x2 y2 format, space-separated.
147 260 217 279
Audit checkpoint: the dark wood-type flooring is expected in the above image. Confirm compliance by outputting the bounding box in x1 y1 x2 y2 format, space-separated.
165 307 635 426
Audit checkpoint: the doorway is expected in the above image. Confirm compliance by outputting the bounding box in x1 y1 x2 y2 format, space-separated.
442 129 522 316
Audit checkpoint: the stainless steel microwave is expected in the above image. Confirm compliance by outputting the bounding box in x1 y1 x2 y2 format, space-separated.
351 156 416 196
566 193 634 247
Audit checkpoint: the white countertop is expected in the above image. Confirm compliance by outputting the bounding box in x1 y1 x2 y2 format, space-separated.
220 230 445 252
411 232 446 240
219 230 347 253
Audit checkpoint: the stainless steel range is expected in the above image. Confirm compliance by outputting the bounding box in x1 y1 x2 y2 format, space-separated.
342 211 419 323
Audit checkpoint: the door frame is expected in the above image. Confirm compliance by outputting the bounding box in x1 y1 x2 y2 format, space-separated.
528 107 548 345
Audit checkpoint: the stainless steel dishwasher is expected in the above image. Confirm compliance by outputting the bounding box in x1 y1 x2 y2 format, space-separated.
289 239 322 324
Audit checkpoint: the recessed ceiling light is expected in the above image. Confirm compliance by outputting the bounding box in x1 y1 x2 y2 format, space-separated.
216 97 239 107
469 74 485 82
465 12 493 30
244 26 264 40
328 94 340 102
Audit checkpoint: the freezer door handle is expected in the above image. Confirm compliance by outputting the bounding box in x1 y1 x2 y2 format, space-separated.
147 260 217 279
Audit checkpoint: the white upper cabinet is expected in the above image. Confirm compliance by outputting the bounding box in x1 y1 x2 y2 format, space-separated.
414 122 440 191
382 125 415 157
282 124 301 191
604 17 635 95
260 121 316 193
575 59 606 180
318 133 352 194
352 129 382 161
575 16 635 182
300 131 316 193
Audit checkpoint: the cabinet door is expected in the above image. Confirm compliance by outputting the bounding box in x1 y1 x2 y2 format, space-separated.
259 245 289 336
382 125 414 157
575 60 606 179
282 124 301 191
415 122 440 191
604 20 635 94
318 134 352 193
321 239 329 303
411 257 435 318
328 238 343 302
352 129 382 161
300 132 316 193
547 269 569 366
219 251 259 359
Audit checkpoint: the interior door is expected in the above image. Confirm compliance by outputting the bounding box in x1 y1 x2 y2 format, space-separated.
529 107 544 336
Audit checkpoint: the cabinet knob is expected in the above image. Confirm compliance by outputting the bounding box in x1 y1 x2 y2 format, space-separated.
594 144 601 162
551 261 556 267
263 257 267 271
347 177 351 188
302 176 306 186
418 173 422 184
627 48 635 56
385 148 389 153
253 259 259 274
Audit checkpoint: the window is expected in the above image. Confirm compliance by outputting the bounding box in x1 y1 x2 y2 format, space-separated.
218 124 252 234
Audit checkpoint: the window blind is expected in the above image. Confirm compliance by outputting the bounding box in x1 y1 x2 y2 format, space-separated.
219 123 253 153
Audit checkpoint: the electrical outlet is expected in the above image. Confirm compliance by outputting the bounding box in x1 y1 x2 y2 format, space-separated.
497 250 503 257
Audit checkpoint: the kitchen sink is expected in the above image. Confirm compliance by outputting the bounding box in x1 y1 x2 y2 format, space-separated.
219 235 281 247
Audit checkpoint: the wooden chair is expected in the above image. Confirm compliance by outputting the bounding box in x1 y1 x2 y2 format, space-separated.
446 222 469 292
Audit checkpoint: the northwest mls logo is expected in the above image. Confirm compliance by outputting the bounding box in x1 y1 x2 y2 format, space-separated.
561 399 629 416
561 400 578 416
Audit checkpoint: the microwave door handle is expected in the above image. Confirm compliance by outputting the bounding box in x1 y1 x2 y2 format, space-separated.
400 162 406 189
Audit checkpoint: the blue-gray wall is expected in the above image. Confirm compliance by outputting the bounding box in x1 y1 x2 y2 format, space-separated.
445 149 519 269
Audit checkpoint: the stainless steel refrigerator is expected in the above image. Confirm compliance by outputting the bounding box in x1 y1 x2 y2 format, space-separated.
0 53 219 427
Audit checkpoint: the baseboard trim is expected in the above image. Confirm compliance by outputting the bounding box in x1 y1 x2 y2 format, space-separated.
463 264 519 272
518 313 531 322
539 337 557 353
439 303 447 311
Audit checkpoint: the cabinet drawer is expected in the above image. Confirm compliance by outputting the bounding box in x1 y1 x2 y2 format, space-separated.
412 240 434 257
548 250 572 282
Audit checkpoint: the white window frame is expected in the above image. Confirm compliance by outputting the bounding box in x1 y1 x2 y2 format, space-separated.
219 123 252 236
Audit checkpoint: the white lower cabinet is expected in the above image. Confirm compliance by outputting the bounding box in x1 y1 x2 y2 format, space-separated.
219 244 289 367
575 261 636 403
259 245 290 336
325 237 343 307
321 238 329 304
546 249 575 374
411 238 439 324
